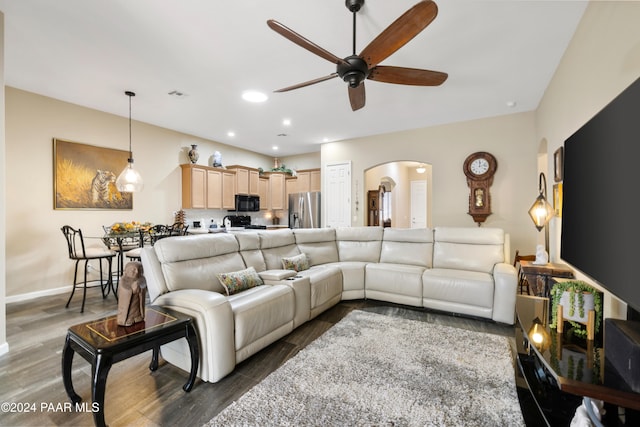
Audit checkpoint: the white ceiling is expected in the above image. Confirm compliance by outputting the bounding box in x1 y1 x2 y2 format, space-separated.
0 0 587 157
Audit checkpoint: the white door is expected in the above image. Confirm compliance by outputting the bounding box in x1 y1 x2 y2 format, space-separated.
410 180 427 228
325 162 351 227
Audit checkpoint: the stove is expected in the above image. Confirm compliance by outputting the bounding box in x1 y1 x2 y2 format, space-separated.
244 224 267 230
223 215 251 227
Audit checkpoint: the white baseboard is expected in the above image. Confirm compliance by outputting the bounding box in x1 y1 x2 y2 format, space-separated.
0 341 8 356
6 286 72 304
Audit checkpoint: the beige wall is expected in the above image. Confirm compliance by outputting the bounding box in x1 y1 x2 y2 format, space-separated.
322 111 539 254
534 1 640 318
4 88 278 299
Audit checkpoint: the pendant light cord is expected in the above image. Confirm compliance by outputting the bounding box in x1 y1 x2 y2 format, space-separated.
125 90 135 160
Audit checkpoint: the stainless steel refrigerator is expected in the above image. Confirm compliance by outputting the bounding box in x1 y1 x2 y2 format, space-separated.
289 192 321 228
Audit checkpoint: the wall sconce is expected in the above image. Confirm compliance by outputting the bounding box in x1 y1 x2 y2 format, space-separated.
528 172 553 231
116 90 144 192
416 164 426 174
528 317 551 353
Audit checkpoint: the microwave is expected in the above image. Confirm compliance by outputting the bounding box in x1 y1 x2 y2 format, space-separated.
231 195 260 212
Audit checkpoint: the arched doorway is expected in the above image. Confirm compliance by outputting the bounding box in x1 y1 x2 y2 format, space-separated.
364 161 432 228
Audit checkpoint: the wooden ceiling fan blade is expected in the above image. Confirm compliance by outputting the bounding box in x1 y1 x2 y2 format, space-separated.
274 73 338 93
359 1 438 69
368 66 448 86
267 20 349 66
348 83 366 111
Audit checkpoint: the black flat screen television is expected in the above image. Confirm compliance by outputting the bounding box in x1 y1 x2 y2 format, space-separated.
561 77 640 316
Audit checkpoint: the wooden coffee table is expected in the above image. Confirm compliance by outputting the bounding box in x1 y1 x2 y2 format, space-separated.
62 306 199 427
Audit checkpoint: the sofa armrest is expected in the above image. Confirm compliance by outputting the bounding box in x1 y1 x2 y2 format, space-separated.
154 289 235 383
491 263 518 324
263 275 311 328
259 269 297 281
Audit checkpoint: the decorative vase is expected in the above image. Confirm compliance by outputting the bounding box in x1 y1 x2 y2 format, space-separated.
188 144 199 164
213 151 222 167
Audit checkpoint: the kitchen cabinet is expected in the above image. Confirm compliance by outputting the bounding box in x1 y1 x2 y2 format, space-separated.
258 177 269 210
227 165 259 195
181 164 207 209
206 169 222 209
221 171 236 209
295 168 321 192
264 172 286 210
181 164 235 210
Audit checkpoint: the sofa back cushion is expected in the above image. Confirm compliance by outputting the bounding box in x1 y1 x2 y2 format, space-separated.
153 233 246 294
380 228 433 267
293 228 339 266
258 229 301 270
433 227 505 273
235 232 267 272
335 226 383 262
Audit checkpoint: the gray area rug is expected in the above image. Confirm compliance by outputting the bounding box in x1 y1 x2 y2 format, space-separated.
205 310 525 427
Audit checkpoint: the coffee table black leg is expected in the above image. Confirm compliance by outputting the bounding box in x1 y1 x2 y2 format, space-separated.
183 323 199 392
149 346 159 371
61 335 82 404
92 353 112 427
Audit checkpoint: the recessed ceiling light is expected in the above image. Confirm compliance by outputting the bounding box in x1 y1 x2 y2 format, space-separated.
227 131 235 137
283 119 291 126
506 101 517 108
272 146 279 151
242 90 268 103
323 137 330 142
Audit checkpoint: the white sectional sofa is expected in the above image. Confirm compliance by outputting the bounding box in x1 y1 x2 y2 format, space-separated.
141 226 516 383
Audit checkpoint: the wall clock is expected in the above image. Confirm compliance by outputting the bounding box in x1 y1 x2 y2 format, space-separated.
463 151 498 225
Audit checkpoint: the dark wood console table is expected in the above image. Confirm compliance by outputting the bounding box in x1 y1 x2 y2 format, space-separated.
62 306 199 427
520 260 574 297
516 295 640 426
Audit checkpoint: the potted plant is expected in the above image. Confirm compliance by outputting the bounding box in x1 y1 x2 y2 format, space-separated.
550 280 602 339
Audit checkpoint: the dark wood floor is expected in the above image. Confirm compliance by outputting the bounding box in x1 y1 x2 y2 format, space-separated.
1 290 532 426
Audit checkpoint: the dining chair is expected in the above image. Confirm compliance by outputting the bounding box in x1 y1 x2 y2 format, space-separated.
168 222 189 236
125 229 147 262
102 225 141 281
514 250 536 295
61 225 117 313
149 224 171 244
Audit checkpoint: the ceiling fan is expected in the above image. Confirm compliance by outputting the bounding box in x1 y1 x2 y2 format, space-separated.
267 0 448 111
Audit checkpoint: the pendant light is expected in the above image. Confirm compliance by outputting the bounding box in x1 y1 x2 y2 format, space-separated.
116 90 144 192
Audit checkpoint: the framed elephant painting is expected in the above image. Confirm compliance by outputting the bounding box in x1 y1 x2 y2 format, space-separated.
53 138 133 210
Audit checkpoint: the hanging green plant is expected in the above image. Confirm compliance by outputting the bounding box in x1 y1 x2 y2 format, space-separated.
550 280 602 339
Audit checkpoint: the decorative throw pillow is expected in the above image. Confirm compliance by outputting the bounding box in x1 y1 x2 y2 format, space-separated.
217 266 264 296
281 253 310 272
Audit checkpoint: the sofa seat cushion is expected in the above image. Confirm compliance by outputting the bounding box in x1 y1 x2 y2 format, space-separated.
422 268 494 309
227 284 294 351
294 265 343 312
365 263 425 306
